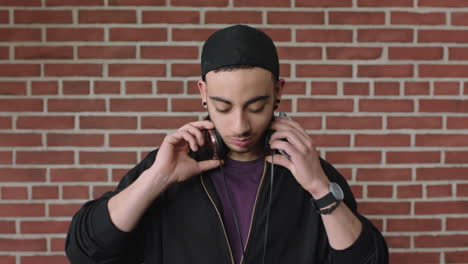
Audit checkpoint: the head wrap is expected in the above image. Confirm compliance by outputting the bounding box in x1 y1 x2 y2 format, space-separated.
201 24 279 80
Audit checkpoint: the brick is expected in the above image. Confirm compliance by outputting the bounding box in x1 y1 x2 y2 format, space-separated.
359 202 410 215
0 151 11 164
0 99 42 112
283 81 306 95
45 64 102 77
358 29 413 42
0 256 14 264
298 99 353 112
80 116 136 130
234 0 289 6
79 151 137 164
416 201 467 215
397 185 422 198
391 11 445 25
419 30 468 43
276 47 321 60
427 184 452 197
417 167 468 180
446 251 468 263
419 99 468 113
0 238 46 251
111 27 167 42
387 116 442 129
172 28 217 41
172 0 227 6
326 116 381 130
388 218 441 232
62 80 89 95
0 220 15 233
110 134 166 147
326 151 381 164
446 151 468 163
172 63 199 77
17 116 74 129
311 82 337 95
109 64 165 77
367 185 393 198
47 28 104 41
449 47 468 60
447 218 468 230
0 28 41 42
0 0 41 5
79 10 136 23
0 46 8 59
415 235 468 248
78 46 136 59
390 253 439 264
21 256 68 264
297 29 353 42
110 0 164 5
259 28 292 42
343 82 369 95
296 0 351 7
358 0 413 6
21 220 70 234
49 203 82 217
0 82 26 95
32 81 58 95
387 151 439 164
386 236 410 249
51 238 66 252
46 0 103 5
327 47 381 60
142 116 198 129
0 204 44 217
374 82 400 96
416 134 468 147
358 64 413 78
15 46 73 60
310 134 350 147
63 186 90 199
157 80 183 94
0 10 8 23
350 185 363 198
126 81 152 94
330 12 385 25
389 47 443 60
15 10 72 24
2 186 28 199
205 11 261 24
452 12 468 26
95 81 120 94
296 64 352 78
0 133 41 147
421 64 468 78
360 99 413 112
458 184 468 197
143 11 199 24
32 186 59 199
47 133 104 147
172 98 205 112
0 168 45 182
286 116 321 130
404 81 430 95
93 185 115 198
48 99 105 112
17 151 74 164
419 0 468 7
141 46 198 59
0 64 40 77
355 134 410 147
110 98 167 112
268 11 324 24
0 116 11 129
51 168 106 182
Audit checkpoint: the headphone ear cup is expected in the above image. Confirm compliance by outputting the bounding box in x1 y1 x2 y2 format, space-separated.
213 128 229 160
264 129 274 155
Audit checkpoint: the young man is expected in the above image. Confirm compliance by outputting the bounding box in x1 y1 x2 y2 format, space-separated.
66 24 388 263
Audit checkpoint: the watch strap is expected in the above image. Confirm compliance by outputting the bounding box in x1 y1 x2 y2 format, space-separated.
312 191 336 209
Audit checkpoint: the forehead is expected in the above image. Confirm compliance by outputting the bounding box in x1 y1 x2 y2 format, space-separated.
205 67 275 98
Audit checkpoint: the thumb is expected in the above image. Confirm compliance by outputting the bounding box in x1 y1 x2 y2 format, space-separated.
266 154 292 170
196 159 223 173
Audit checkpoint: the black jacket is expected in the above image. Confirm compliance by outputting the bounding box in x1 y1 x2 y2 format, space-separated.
65 147 389 264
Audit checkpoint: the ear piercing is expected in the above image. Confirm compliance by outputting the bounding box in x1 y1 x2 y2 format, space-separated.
202 101 207 106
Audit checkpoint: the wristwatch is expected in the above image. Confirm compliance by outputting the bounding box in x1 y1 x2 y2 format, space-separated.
310 182 344 215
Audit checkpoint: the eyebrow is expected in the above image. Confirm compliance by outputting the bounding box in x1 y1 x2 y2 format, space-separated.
209 95 270 108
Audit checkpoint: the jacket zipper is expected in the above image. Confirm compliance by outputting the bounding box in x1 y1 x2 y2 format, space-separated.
240 159 268 264
200 174 235 264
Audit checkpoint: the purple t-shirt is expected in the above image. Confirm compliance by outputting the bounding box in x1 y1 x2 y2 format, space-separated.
207 156 265 264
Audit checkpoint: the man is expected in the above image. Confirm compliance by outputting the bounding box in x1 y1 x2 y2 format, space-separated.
66 24 388 263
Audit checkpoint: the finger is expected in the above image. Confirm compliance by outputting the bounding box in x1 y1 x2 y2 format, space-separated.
270 139 298 160
178 120 214 132
269 130 308 154
196 159 222 173
183 123 205 146
265 154 292 170
271 118 309 139
178 130 198 152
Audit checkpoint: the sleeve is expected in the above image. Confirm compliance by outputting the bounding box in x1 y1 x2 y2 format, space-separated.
65 149 159 264
319 158 389 264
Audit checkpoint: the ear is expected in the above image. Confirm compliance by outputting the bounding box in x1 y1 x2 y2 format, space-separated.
198 79 208 105
274 78 286 102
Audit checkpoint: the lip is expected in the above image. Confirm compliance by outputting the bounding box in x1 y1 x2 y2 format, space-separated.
229 137 253 148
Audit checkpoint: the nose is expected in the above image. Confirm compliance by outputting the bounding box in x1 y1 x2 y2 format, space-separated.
232 110 251 137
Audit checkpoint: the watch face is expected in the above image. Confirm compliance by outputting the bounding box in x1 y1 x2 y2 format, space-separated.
330 182 344 200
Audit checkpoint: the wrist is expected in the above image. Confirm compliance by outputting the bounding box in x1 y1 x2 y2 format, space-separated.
145 167 173 192
306 175 331 199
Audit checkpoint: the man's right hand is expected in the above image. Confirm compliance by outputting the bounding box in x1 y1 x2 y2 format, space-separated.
147 120 222 187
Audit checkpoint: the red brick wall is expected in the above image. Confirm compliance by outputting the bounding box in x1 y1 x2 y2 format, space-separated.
1 0 468 263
